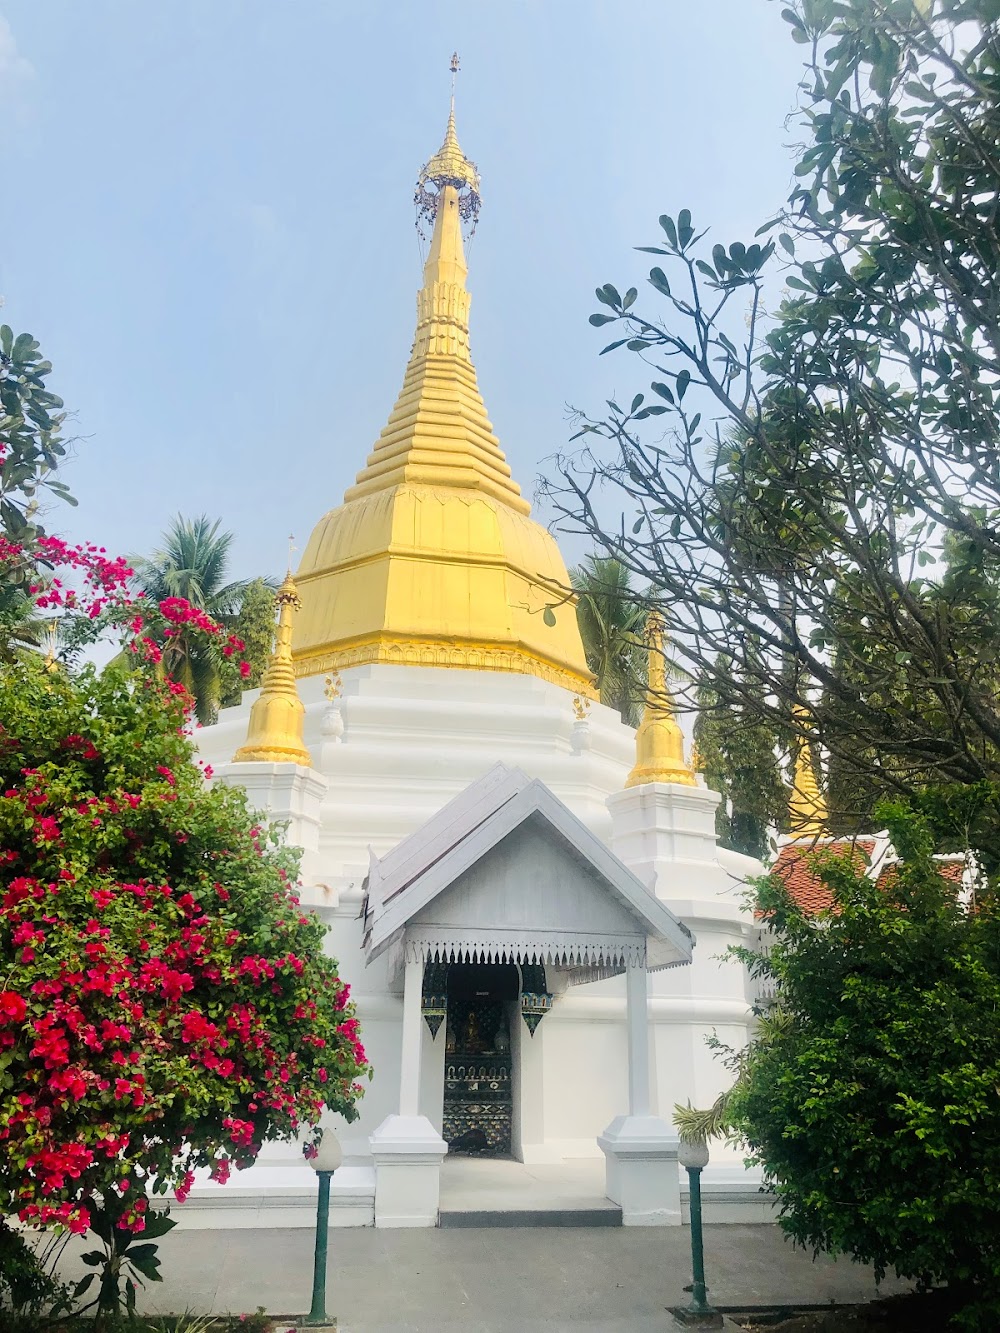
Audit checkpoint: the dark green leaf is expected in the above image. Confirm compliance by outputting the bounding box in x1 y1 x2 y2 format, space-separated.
659 214 678 247
649 267 671 297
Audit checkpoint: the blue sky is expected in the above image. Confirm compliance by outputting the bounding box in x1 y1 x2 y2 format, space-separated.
1 2 807 583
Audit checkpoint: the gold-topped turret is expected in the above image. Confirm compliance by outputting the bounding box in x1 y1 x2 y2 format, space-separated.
291 63 593 695
233 572 312 766
787 709 827 838
625 615 696 788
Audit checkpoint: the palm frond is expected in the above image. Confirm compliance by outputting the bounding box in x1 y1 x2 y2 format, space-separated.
673 1092 735 1145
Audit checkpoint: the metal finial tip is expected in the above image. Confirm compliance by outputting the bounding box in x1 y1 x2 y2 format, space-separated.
450 52 460 75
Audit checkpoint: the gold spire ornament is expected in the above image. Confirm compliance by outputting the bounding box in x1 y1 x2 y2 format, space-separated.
787 707 827 838
414 53 481 239
233 571 312 766
291 65 594 696
625 614 696 788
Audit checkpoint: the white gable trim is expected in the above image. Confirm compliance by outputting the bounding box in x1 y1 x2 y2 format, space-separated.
367 763 527 917
364 776 693 973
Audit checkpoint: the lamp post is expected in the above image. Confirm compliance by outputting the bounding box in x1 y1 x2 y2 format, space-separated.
670 1136 723 1329
305 1128 342 1327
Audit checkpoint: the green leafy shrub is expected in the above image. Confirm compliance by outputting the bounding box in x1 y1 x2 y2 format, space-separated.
731 804 1000 1328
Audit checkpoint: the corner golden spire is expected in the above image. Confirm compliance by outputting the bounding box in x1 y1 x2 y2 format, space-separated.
625 614 696 788
233 570 311 766
787 707 827 838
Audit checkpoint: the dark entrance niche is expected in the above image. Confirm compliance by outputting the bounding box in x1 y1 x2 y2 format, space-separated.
442 962 518 1157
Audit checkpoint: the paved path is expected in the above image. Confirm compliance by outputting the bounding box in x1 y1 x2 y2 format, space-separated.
57 1225 911 1333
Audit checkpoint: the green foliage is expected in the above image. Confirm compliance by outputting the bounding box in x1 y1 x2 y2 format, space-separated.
0 325 72 543
74 1199 177 1326
728 802 1000 1328
0 1217 70 1315
570 555 647 725
0 326 73 654
219 578 276 708
129 516 274 724
693 659 788 858
545 0 1000 840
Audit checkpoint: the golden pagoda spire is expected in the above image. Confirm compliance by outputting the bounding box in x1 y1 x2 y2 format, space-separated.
787 707 827 838
233 570 312 765
290 63 594 696
625 614 696 788
341 83 522 513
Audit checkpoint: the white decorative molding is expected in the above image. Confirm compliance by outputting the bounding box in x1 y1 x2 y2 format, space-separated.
403 928 647 972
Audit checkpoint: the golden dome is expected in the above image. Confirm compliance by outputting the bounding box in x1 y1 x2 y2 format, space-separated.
292 110 593 695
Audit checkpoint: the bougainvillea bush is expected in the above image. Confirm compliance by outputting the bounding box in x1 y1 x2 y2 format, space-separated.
0 654 369 1239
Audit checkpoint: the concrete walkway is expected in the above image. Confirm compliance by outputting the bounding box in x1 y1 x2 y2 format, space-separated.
57 1225 912 1333
438 1156 619 1224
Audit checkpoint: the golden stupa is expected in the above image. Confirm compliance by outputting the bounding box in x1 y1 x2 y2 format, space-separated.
625 615 696 788
233 571 311 766
787 714 827 839
292 86 593 695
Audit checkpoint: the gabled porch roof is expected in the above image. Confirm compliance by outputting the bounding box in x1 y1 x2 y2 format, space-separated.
362 764 693 980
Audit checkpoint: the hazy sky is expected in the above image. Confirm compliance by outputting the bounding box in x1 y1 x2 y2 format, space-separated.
1 2 807 582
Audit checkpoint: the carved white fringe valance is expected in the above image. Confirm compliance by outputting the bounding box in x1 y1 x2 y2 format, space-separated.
401 927 646 977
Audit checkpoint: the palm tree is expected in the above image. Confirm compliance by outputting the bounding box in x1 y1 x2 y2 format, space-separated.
131 515 263 725
570 555 647 726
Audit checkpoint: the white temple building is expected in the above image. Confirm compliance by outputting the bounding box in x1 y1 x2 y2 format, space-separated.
186 98 767 1230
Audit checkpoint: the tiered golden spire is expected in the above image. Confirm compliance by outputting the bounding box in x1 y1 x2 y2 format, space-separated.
233 571 311 766
625 614 696 788
787 707 827 838
343 114 521 510
290 64 593 695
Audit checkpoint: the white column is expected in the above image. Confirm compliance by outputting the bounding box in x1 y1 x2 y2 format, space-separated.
369 948 447 1227
597 944 681 1225
399 956 423 1118
625 959 651 1117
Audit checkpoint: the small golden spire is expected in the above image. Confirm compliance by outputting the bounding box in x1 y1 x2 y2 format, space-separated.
787 706 827 838
625 613 696 788
42 621 60 674
233 570 311 766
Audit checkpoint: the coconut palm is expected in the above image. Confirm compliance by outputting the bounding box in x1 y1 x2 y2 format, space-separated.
570 555 648 726
131 515 264 725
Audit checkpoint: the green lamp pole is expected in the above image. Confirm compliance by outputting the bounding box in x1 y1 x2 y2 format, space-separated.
305 1129 342 1327
671 1137 723 1329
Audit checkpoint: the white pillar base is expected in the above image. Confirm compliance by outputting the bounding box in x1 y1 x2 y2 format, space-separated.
369 1114 447 1228
598 1114 682 1226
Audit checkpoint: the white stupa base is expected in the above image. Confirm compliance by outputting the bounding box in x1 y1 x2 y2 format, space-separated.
369 1114 448 1228
598 1114 682 1226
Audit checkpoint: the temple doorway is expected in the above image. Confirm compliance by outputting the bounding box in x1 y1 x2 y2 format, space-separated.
442 962 519 1157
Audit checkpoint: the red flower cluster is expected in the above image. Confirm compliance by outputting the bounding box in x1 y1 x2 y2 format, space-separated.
0 661 369 1239
2 530 255 709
